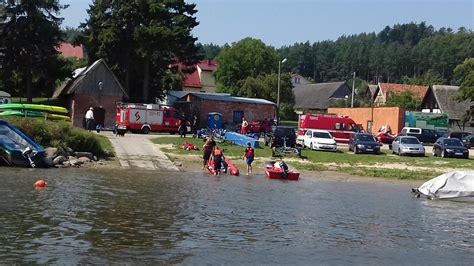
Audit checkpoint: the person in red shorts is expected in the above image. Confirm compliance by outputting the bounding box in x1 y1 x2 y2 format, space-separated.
241 117 249 135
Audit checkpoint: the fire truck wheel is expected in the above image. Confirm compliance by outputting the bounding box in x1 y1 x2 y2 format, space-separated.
141 126 150 134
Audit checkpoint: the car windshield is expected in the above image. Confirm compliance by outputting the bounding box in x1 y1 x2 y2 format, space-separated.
444 139 463 146
313 132 331 138
356 134 376 142
401 138 420 144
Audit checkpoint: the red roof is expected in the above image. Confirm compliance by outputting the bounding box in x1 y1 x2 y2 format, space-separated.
183 70 202 88
176 60 218 89
379 83 429 100
197 60 217 72
57 43 84 59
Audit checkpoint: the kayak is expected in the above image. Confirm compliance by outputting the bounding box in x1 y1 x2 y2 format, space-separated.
0 110 44 118
0 110 70 121
0 103 68 115
264 161 300 180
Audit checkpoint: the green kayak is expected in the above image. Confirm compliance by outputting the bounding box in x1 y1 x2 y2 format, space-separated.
0 110 70 121
0 103 68 114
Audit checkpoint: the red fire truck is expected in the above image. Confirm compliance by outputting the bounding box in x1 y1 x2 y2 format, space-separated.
297 114 361 144
116 103 180 134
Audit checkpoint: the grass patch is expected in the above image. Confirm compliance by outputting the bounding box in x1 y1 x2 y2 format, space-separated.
151 136 471 180
3 117 113 157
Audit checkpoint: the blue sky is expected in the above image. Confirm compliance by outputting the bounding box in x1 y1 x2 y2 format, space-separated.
60 0 473 47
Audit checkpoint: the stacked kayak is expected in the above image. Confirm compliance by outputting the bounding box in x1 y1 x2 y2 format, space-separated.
0 103 70 121
0 119 45 167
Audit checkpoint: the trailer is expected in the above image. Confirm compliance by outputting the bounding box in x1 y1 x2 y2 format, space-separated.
116 103 180 134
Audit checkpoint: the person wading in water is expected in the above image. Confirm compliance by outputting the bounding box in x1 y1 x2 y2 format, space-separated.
210 146 225 176
242 142 255 175
202 137 216 170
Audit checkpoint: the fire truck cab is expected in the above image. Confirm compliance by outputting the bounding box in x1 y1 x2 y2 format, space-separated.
116 103 180 134
297 114 361 144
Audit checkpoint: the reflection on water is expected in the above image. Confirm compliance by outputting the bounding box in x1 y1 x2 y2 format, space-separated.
0 168 473 264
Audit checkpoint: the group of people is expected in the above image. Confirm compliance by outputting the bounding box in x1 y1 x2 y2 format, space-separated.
179 114 198 138
202 136 255 176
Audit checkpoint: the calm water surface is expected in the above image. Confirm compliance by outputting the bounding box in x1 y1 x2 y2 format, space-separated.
0 168 473 264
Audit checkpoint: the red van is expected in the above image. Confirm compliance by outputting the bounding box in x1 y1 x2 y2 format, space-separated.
297 114 361 144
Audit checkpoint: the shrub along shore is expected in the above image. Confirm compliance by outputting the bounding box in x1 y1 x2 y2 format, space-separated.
3 117 114 167
152 137 472 181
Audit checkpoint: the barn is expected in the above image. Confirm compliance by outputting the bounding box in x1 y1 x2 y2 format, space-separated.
53 59 128 128
172 92 276 129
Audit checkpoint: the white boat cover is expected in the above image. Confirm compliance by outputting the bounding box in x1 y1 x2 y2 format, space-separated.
418 171 474 199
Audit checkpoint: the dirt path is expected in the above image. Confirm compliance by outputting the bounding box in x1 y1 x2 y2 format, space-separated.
102 132 179 171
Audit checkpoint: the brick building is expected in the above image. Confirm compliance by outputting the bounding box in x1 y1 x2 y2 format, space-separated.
53 59 128 128
174 92 276 128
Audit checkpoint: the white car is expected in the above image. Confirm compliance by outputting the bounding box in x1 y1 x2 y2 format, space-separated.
303 129 337 151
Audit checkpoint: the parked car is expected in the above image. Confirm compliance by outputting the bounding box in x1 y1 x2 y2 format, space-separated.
348 133 381 154
303 129 337 151
391 136 425 156
432 137 470 159
447 131 471 141
264 126 297 148
398 127 440 143
461 134 474 149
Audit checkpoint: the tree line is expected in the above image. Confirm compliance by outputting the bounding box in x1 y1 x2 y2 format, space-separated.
0 1 472 111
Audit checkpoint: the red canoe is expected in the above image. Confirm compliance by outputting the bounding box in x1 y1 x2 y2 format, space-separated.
264 161 300 180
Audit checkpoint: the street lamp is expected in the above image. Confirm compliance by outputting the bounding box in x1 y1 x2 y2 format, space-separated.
277 58 287 123
344 95 349 107
98 81 103 105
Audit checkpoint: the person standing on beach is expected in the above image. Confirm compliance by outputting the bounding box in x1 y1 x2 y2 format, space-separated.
192 115 198 138
242 142 254 175
179 115 187 138
85 107 95 132
241 117 249 135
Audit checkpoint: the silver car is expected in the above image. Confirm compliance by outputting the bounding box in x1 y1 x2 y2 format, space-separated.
392 136 425 156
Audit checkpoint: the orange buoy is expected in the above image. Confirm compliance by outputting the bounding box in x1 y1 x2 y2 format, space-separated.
34 180 47 187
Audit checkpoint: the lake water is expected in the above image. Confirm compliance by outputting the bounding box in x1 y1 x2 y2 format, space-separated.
0 168 473 264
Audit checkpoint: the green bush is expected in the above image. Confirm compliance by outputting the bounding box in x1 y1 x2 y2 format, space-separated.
2 117 113 156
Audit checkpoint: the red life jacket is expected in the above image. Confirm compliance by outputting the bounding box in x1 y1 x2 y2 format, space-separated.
213 149 222 156
245 148 254 158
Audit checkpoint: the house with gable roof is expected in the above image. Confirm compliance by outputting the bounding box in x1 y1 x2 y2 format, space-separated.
372 83 429 107
293 81 352 113
421 85 473 130
53 58 128 128
179 60 218 93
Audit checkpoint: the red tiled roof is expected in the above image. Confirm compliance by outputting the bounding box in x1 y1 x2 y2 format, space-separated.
379 83 429 100
183 70 202 88
197 60 217 72
170 60 218 88
57 43 84 59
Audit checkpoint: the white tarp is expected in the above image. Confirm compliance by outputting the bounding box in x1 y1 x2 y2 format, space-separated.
417 171 474 199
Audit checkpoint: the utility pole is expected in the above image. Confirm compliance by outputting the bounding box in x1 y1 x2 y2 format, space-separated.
351 71 355 108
